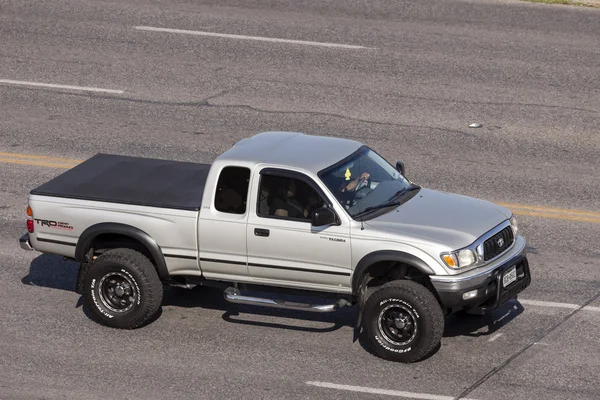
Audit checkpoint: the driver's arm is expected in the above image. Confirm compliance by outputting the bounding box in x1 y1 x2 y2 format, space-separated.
342 172 370 192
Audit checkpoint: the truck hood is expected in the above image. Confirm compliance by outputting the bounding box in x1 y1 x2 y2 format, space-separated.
364 188 510 250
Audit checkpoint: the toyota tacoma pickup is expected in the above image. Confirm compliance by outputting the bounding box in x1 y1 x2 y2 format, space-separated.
19 131 530 362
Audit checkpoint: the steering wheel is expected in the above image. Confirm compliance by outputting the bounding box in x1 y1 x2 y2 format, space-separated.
353 176 372 200
354 176 368 191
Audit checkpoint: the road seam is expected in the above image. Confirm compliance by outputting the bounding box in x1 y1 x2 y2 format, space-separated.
455 289 600 399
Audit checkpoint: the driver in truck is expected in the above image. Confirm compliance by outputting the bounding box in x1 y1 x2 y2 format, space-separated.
324 167 371 206
340 171 371 193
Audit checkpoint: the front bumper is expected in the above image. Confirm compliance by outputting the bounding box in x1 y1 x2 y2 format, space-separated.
431 243 531 314
19 233 34 251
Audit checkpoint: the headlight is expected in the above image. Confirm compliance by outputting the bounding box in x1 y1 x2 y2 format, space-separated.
510 215 518 236
441 249 477 269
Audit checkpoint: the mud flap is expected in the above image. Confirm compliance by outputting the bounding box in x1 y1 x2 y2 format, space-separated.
76 249 95 294
353 278 368 342
75 262 88 294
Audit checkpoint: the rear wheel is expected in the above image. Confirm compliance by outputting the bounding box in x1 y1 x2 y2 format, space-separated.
362 280 444 362
83 248 163 329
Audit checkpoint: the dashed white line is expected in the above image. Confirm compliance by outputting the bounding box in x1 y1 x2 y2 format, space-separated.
0 79 124 94
306 381 479 400
134 26 374 50
488 333 503 342
519 299 579 309
519 299 600 313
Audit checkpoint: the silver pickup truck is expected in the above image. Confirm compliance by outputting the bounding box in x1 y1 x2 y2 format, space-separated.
19 131 530 362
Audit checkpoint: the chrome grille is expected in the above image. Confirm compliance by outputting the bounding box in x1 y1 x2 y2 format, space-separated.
483 226 514 261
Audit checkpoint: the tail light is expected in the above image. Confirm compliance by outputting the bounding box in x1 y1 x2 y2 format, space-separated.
26 205 34 233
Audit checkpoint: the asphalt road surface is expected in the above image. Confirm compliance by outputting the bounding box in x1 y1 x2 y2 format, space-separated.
1 0 599 399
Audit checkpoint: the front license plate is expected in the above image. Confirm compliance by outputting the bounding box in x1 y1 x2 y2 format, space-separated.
503 266 517 288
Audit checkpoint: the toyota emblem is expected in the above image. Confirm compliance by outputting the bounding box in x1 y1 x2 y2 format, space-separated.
497 238 504 247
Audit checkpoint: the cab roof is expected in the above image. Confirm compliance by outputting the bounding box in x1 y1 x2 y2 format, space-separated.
216 131 364 174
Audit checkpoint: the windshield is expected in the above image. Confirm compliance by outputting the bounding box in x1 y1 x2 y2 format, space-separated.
318 147 413 218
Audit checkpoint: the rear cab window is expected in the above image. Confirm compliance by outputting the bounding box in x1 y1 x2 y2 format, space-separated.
214 166 251 214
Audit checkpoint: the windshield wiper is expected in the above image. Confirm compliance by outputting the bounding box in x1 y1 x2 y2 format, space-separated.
354 200 401 218
354 184 421 219
387 184 421 201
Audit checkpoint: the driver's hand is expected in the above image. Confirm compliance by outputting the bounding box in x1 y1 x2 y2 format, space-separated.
361 172 370 180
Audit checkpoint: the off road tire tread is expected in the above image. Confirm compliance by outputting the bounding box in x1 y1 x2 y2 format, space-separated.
363 280 444 362
84 248 163 329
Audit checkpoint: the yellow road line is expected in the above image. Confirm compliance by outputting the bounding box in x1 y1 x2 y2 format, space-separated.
0 157 79 169
498 202 600 218
1 151 599 224
0 152 83 163
510 210 600 224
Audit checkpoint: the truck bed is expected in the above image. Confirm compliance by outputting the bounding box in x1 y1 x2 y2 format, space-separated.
30 153 210 211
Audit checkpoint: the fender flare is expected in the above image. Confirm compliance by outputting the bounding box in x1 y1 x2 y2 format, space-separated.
351 250 435 294
75 222 169 279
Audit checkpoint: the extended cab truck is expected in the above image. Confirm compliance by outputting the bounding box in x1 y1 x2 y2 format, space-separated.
19 131 531 362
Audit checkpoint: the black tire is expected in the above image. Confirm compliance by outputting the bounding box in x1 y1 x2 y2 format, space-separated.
362 280 444 362
83 248 163 329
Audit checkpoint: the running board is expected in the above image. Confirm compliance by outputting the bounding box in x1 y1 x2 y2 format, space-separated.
223 287 350 313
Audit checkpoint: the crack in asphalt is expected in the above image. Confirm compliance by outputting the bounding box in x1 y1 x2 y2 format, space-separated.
7 84 594 144
205 101 477 137
455 289 600 399
247 78 600 115
0 85 475 137
3 84 596 134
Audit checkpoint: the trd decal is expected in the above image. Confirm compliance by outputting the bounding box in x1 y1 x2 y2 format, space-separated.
34 219 74 230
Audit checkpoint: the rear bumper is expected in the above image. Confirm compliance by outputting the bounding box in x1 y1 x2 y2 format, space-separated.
19 233 34 251
431 252 531 314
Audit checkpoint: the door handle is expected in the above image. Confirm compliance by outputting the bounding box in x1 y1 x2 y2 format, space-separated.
254 228 270 237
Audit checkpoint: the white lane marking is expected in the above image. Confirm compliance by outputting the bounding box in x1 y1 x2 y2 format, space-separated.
306 381 479 400
134 26 373 50
0 79 124 94
583 306 600 313
519 299 579 309
488 333 503 342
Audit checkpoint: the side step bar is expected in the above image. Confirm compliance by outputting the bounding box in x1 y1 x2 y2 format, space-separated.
223 287 350 313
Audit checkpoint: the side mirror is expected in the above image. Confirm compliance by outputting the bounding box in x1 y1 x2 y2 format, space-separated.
311 206 336 227
395 161 405 176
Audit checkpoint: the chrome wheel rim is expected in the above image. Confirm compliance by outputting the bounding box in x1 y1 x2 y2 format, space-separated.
98 272 137 313
378 304 418 346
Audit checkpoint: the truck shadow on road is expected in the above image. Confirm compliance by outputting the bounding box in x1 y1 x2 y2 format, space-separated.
443 300 525 338
21 254 525 345
162 285 354 334
21 254 79 292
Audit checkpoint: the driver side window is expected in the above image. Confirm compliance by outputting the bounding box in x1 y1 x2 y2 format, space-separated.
257 174 325 222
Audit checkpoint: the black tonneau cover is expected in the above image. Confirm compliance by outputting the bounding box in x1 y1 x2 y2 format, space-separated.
30 154 210 211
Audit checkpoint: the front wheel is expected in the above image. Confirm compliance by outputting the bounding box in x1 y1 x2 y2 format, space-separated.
83 248 163 329
362 280 444 362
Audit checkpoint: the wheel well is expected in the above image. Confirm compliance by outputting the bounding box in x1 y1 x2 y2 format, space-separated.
359 261 441 303
89 233 155 266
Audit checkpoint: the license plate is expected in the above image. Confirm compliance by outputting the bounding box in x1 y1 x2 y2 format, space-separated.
503 266 517 288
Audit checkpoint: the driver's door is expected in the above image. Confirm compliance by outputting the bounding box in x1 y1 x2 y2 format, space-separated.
246 168 352 291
